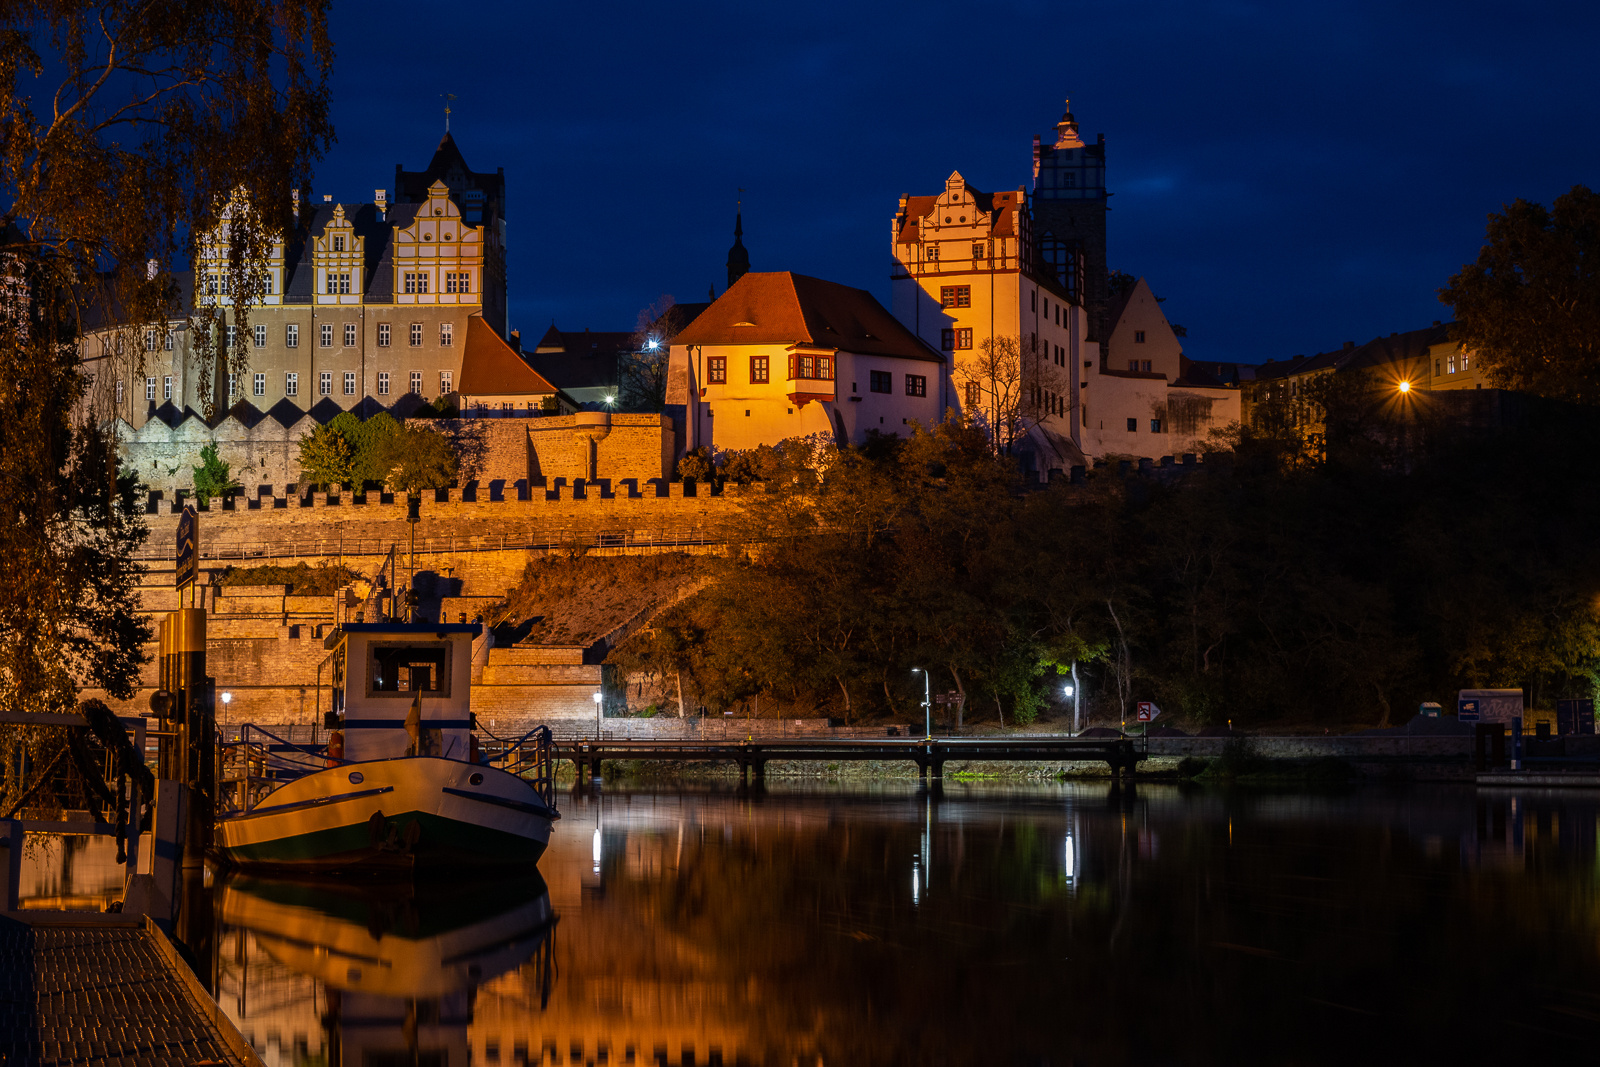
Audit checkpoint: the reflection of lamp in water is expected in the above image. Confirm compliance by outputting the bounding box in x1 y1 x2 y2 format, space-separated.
593 690 602 739
592 826 602 874
1063 833 1076 880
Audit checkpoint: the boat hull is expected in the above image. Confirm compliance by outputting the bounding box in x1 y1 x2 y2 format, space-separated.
218 756 555 873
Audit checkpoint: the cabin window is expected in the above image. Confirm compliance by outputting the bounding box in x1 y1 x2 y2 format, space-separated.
368 643 452 698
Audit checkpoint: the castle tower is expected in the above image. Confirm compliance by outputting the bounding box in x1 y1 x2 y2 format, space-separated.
726 211 750 289
1031 99 1108 346
396 132 508 336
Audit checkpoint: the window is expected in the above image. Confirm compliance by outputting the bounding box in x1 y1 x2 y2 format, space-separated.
164 376 172 400
439 323 453 347
146 377 157 401
440 370 452 394
377 371 389 395
941 329 955 351
972 242 986 260
320 323 333 347
253 373 265 397
1055 305 1061 326
319 371 332 396
115 379 124 405
1447 353 1457 374
1064 172 1077 188
1135 330 1146 343
1127 417 1138 432
1142 360 1151 373
227 373 237 398
326 272 350 295
1151 418 1163 433
344 323 357 347
409 323 422 347
940 285 971 308
749 356 769 383
445 272 469 294
870 370 892 394
926 243 939 261
253 324 267 348
378 323 391 347
1031 290 1037 312
1462 353 1470 370
144 330 158 352
787 354 834 380
262 274 273 295
1129 360 1151 373
965 382 980 408
368 644 451 697
707 356 727 384
409 371 422 394
343 372 356 396
905 374 926 397
226 325 237 349
285 372 298 397
404 272 429 294
955 328 972 350
286 324 299 348
332 235 345 252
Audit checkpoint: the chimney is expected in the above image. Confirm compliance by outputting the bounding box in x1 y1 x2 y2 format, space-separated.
509 328 521 352
374 189 388 221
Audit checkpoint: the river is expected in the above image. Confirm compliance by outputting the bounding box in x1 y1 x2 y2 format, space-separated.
19 781 1600 1063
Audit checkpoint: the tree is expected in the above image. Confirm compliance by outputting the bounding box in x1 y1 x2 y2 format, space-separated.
1441 185 1600 403
374 424 459 495
0 3 331 717
296 420 354 488
191 443 238 506
955 333 1069 456
622 294 687 412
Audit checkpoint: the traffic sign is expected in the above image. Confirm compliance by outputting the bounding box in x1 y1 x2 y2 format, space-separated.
1457 698 1479 722
1136 701 1161 723
175 505 199 591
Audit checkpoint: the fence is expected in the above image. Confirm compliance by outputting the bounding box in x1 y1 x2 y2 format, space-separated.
132 523 737 563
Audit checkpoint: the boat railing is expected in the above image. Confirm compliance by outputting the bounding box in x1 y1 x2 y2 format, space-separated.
219 723 345 813
477 723 557 810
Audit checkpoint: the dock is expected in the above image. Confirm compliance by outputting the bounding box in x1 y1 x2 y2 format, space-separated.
556 735 1148 781
0 913 260 1067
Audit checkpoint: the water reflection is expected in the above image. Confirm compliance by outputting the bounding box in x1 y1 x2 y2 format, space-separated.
201 781 1600 1064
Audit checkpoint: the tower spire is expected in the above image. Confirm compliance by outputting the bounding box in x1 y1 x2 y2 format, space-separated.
441 92 456 132
726 190 750 288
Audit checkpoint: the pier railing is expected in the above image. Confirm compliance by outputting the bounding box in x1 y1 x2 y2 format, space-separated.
219 724 342 813
478 723 557 810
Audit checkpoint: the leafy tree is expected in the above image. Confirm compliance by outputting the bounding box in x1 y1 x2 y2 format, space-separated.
1441 185 1600 403
955 333 1069 456
374 424 459 495
296 420 354 488
0 2 330 718
191 443 238 506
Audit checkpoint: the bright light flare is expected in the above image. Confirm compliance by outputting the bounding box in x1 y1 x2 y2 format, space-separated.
1397 380 1411 394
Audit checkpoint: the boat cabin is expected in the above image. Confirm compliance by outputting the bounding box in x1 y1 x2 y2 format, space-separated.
324 621 482 762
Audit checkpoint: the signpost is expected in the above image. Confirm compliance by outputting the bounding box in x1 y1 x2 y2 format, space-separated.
175 505 199 600
1136 701 1161 723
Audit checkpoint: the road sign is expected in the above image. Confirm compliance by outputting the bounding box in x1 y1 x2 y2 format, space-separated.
1136 701 1161 722
934 692 962 704
175 506 199 591
1457 698 1479 722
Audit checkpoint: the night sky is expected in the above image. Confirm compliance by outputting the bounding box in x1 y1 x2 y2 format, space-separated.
318 0 1599 364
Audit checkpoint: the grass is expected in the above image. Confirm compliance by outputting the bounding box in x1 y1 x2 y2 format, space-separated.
215 562 358 596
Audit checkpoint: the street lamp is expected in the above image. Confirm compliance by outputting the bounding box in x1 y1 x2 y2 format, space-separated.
911 668 931 739
221 691 232 715
593 690 603 736
603 394 616 407
1397 380 1411 394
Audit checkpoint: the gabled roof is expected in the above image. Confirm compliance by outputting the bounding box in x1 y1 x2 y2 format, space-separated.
395 132 504 217
675 272 943 364
895 179 1025 245
457 315 558 396
1255 322 1452 382
526 327 633 391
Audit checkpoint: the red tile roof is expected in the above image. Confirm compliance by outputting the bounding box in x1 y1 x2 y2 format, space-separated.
675 272 943 364
458 316 558 395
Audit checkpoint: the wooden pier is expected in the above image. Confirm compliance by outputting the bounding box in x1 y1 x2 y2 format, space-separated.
555 735 1148 782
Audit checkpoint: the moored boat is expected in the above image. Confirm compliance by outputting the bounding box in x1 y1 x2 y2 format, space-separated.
217 619 558 872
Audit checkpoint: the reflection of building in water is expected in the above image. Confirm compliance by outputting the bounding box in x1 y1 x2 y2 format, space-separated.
16 834 129 912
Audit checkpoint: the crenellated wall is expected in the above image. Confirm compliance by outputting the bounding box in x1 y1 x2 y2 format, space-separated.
114 412 678 495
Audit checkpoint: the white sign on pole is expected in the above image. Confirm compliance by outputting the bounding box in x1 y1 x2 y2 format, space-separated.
1137 701 1161 723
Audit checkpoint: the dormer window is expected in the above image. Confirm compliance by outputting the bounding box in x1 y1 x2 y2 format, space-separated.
333 235 345 252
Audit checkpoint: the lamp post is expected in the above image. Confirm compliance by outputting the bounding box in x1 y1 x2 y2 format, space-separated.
912 668 931 739
593 689 603 737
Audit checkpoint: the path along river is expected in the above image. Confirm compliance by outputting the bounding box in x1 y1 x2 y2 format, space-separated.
18 781 1600 1064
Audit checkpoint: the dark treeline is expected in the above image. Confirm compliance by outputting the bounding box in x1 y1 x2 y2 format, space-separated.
613 394 1600 729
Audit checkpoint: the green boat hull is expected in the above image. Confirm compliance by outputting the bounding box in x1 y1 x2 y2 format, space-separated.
223 809 547 873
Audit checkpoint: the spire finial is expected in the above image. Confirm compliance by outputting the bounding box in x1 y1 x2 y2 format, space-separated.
441 92 456 132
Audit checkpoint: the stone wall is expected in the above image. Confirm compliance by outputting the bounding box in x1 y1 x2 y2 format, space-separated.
115 411 677 496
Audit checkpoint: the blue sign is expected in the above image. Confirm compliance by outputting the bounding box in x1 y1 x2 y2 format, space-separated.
1457 699 1480 722
175 506 199 590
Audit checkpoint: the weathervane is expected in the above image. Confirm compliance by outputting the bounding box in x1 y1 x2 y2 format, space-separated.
441 93 456 132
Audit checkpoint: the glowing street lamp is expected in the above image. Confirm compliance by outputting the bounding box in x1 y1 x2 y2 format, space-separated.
911 668 931 739
593 689 603 737
1397 380 1412 394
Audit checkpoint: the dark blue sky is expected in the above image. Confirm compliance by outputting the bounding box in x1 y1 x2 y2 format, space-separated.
318 0 1599 364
